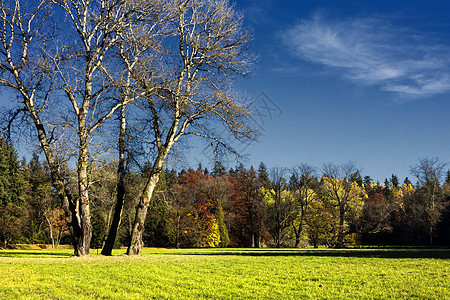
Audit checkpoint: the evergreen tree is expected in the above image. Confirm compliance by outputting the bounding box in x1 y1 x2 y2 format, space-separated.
257 162 270 188
404 177 412 186
22 152 56 244
212 161 226 177
391 174 399 188
0 139 26 246
0 139 24 207
363 175 373 186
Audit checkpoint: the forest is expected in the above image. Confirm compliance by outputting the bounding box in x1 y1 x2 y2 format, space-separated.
1 138 449 250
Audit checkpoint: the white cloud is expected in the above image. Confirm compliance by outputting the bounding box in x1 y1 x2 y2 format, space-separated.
283 12 450 98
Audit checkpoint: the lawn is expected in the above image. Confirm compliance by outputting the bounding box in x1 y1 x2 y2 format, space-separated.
0 247 449 299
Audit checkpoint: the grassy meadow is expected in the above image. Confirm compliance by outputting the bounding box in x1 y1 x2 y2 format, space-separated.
0 247 449 299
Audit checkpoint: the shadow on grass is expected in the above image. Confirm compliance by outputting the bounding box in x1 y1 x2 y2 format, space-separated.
162 248 450 259
0 251 73 258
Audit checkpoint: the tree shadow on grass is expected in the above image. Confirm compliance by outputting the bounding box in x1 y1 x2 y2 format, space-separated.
0 251 73 258
165 248 450 259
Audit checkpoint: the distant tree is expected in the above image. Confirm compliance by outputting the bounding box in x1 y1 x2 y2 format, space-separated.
263 167 295 247
358 181 407 245
306 201 336 248
391 174 399 188
0 203 27 247
257 162 270 189
363 176 373 186
0 139 24 207
290 164 319 247
0 139 26 247
169 170 227 248
230 167 264 247
321 163 366 247
410 157 447 246
21 152 59 245
212 161 227 178
404 177 412 186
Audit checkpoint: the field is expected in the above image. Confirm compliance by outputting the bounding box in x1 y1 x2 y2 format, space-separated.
1 247 449 299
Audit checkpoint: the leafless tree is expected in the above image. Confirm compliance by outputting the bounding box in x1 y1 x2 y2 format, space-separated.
264 167 294 247
0 0 80 252
1 0 254 256
0 0 141 256
290 164 318 247
126 0 255 255
410 157 447 246
99 0 170 255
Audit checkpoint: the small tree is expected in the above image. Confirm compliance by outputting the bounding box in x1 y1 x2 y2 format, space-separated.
410 157 447 246
289 164 319 247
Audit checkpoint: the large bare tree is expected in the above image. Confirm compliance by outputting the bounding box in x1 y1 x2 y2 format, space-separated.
0 0 254 256
0 0 139 256
100 0 169 255
125 0 254 255
0 0 81 252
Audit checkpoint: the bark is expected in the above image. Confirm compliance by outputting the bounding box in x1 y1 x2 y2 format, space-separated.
44 212 55 249
75 143 92 256
337 207 345 248
102 105 127 255
27 101 82 254
127 150 168 255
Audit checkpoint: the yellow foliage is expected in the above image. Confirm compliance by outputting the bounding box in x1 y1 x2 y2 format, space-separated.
321 176 366 215
402 183 415 197
207 216 221 247
392 186 403 200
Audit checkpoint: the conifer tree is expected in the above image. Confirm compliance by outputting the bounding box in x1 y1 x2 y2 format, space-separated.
0 139 24 207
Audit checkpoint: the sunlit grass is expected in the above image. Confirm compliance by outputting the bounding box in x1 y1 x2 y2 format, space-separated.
1 247 449 299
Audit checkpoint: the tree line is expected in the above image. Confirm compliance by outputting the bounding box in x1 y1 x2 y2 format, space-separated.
2 139 449 249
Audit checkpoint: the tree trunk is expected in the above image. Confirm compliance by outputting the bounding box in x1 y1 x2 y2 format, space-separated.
337 210 345 248
175 214 180 249
44 213 55 249
429 226 433 248
75 144 92 256
102 105 127 256
29 110 83 255
127 152 166 255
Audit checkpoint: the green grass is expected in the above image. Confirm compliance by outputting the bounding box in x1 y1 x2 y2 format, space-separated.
1 247 449 299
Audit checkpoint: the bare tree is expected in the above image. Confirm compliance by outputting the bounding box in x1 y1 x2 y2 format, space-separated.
100 0 170 255
126 0 254 255
0 0 140 256
410 157 447 246
264 167 294 247
0 0 81 252
290 164 318 247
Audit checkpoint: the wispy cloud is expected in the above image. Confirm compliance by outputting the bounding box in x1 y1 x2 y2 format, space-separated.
283 12 450 98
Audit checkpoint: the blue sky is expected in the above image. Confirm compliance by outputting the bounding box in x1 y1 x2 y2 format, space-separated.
190 0 450 182
2 0 449 183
